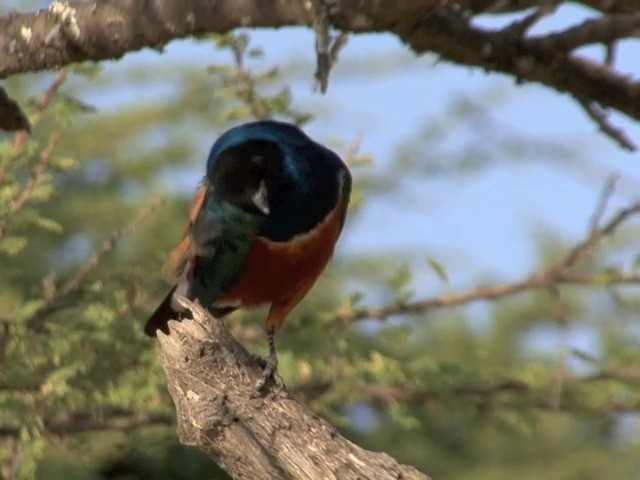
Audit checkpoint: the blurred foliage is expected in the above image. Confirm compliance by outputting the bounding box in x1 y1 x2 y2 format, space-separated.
1 21 640 480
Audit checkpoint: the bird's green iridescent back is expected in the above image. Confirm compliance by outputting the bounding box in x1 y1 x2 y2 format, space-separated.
178 188 266 308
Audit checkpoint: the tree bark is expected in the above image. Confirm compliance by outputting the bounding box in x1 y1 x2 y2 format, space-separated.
1 0 639 125
156 299 430 480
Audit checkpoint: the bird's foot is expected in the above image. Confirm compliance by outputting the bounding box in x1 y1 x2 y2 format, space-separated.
253 325 284 392
253 350 284 392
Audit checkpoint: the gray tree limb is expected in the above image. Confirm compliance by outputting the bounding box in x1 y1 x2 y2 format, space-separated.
1 1 640 146
157 298 430 480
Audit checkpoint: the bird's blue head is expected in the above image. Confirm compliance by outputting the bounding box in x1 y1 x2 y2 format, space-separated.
205 120 351 241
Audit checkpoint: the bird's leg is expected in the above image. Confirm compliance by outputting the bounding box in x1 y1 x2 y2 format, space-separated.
254 325 284 391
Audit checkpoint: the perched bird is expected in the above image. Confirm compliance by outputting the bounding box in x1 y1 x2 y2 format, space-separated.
144 120 351 386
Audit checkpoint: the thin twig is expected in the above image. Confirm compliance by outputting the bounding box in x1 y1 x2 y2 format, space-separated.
546 201 640 276
343 132 363 166
588 174 618 233
550 288 568 410
10 132 58 213
10 71 67 157
310 1 348 94
604 41 617 67
329 32 349 65
0 72 66 189
331 201 640 325
312 0 331 94
579 99 636 151
0 132 59 243
229 39 271 120
502 6 555 38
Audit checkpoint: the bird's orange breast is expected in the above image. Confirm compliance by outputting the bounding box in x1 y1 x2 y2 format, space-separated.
215 194 347 314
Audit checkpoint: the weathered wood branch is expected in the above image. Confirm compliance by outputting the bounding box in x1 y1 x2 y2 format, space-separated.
156 298 430 480
1 1 640 142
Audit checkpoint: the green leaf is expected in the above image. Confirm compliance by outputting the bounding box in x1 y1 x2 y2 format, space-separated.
388 265 412 290
34 216 64 234
51 156 81 171
0 235 27 255
426 256 450 286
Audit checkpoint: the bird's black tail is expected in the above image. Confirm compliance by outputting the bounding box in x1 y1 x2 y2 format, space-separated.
144 287 240 337
144 286 185 336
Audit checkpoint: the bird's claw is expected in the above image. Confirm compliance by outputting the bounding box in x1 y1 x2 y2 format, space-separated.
252 351 284 392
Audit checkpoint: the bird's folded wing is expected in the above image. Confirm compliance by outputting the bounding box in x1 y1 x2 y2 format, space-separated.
163 181 209 278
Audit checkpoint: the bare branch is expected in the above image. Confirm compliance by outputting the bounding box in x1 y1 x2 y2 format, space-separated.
588 175 618 233
460 0 640 15
528 14 640 52
578 99 636 151
156 298 431 480
2 1 640 149
332 201 640 325
309 0 349 93
546 201 640 275
501 5 556 39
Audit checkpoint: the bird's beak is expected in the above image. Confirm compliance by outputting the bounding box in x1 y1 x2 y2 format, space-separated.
252 180 270 215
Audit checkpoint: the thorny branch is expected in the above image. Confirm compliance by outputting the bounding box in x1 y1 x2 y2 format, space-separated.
23 197 166 331
1 1 639 149
0 132 59 242
0 72 66 187
9 132 58 213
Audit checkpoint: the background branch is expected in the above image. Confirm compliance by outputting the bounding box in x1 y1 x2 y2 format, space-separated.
331 200 640 325
24 197 166 331
0 409 173 438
